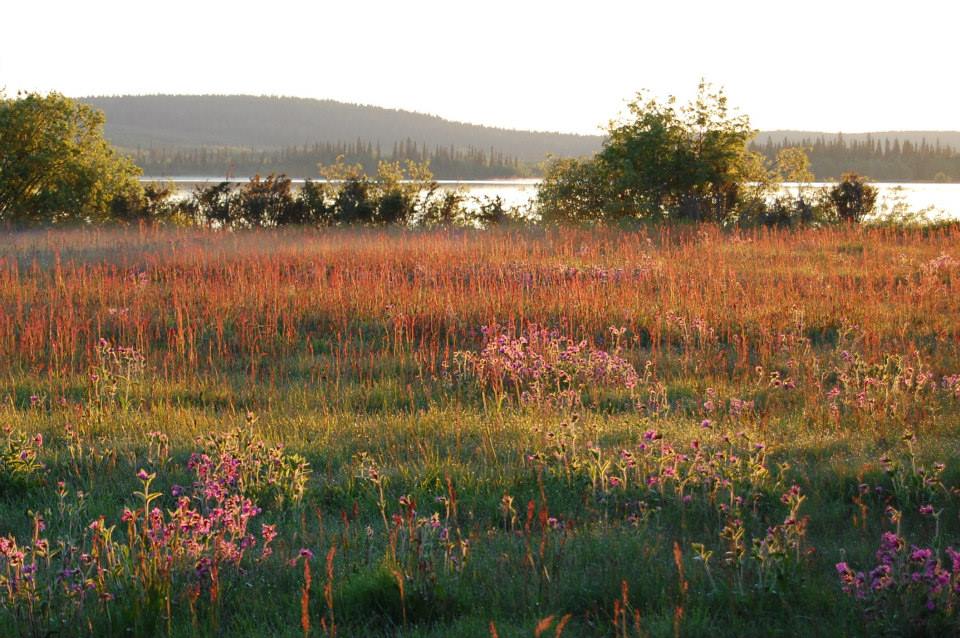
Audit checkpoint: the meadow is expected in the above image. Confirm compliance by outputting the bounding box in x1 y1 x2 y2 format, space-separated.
1 224 960 637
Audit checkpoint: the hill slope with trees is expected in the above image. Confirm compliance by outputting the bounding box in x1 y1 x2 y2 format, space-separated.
80 95 605 162
77 95 960 182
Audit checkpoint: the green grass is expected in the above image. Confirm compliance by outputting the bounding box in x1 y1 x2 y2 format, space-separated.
2 367 959 637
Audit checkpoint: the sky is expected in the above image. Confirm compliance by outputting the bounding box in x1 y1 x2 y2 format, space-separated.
2 0 957 135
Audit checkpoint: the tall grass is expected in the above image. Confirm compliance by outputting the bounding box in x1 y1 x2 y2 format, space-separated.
1 225 959 636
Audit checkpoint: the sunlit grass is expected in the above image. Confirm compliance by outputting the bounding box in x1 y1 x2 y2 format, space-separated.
1 225 960 636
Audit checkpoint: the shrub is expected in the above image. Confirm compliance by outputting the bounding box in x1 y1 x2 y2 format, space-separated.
0 427 45 495
828 172 878 222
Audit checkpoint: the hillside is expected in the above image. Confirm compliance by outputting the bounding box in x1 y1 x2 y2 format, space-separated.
80 95 605 163
77 96 960 181
756 130 960 149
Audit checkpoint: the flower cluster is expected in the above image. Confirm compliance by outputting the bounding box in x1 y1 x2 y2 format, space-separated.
943 374 960 400
837 531 960 615
457 324 640 409
189 422 311 508
0 511 117 635
126 467 267 578
557 264 655 284
0 426 301 635
525 422 811 594
548 428 777 509
920 253 958 278
823 351 940 424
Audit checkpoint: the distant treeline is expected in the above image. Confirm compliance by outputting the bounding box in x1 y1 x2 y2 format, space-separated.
751 136 960 182
127 140 529 179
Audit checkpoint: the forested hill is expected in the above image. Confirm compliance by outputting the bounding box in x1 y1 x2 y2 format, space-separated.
755 130 960 149
78 96 960 181
79 95 605 163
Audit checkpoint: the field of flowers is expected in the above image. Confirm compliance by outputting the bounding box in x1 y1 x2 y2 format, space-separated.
1 224 960 637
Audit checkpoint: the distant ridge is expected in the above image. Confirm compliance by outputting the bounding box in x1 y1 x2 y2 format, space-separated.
79 94 605 163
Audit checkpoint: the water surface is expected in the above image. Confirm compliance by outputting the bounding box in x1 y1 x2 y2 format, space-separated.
144 178 960 219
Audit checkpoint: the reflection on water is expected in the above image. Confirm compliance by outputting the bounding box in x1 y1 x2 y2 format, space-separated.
145 178 960 219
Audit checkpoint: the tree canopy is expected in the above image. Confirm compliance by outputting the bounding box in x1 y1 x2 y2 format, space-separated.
0 92 143 224
538 83 769 224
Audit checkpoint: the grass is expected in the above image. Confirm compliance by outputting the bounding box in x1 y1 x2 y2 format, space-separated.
1 224 959 636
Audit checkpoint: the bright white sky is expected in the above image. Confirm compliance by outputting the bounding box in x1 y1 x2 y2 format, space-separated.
2 0 957 135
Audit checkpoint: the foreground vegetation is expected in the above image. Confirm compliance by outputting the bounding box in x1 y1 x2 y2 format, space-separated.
1 226 959 636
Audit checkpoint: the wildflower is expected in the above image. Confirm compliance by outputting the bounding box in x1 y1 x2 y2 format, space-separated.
919 504 935 516
830 558 853 587
289 547 313 567
136 469 150 481
909 547 934 564
869 564 893 591
780 484 802 504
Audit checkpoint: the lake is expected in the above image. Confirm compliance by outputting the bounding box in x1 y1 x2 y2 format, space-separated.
145 178 960 219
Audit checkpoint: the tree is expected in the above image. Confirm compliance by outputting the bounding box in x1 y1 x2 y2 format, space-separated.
235 174 300 227
776 147 814 191
0 92 143 224
189 182 235 227
536 82 763 224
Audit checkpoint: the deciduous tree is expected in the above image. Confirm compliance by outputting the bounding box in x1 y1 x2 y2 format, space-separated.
0 92 142 224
